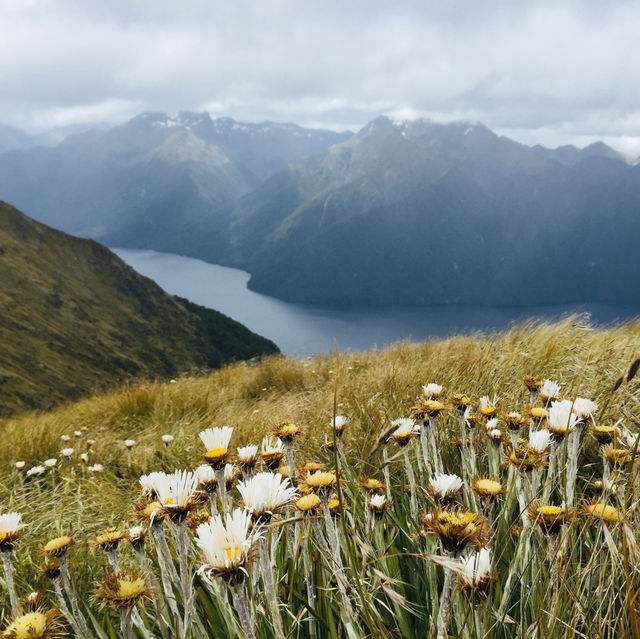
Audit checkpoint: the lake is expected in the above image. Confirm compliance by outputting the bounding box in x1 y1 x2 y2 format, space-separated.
113 248 640 357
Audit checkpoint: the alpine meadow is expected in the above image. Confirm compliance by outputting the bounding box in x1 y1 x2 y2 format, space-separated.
2 2 640 638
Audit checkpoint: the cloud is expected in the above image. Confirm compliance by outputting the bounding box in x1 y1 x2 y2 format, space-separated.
1 0 640 153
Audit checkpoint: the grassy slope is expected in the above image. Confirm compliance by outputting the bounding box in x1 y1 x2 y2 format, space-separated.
0 201 278 415
0 316 638 568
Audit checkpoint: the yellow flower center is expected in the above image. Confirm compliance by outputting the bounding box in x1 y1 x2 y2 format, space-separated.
296 495 321 511
530 407 548 418
305 472 336 488
95 530 123 546
474 479 502 495
4 611 47 638
116 577 146 600
539 506 563 516
585 503 620 523
205 448 227 459
328 499 340 510
141 501 161 518
277 424 299 437
43 536 72 553
224 545 240 561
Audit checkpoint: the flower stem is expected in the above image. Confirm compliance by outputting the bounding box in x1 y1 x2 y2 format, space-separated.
231 581 256 639
120 609 134 639
1 550 19 618
58 554 92 638
436 553 457 639
215 468 229 515
258 533 285 639
402 447 418 517
151 522 183 636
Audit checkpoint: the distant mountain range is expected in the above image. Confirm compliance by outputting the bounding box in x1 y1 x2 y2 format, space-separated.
0 113 350 257
0 201 278 415
1 113 639 307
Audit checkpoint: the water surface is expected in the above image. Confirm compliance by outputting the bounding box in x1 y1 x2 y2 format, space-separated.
113 248 640 357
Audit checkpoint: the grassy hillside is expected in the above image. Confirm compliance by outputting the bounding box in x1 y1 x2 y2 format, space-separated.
0 317 638 637
0 201 278 415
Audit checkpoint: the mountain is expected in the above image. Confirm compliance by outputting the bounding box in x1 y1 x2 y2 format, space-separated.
0 124 33 154
0 201 278 415
0 112 351 256
224 116 640 306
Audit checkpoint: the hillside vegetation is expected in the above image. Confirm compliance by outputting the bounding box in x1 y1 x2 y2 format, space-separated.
0 316 638 637
0 202 278 415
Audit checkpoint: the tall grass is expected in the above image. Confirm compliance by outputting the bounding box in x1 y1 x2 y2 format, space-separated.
0 315 639 637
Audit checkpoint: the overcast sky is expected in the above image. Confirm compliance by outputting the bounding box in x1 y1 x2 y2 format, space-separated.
2 0 640 155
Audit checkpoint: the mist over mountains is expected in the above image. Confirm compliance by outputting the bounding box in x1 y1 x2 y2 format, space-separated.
1 112 639 307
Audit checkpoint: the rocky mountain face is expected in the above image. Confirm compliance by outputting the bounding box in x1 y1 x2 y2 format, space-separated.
224 117 639 306
0 202 278 415
1 113 637 308
0 112 350 257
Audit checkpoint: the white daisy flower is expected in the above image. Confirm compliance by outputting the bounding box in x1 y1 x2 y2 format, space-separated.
331 415 348 433
0 512 25 549
149 469 199 512
14 461 25 470
0 513 25 536
124 439 136 449
161 434 174 445
44 459 57 468
237 445 259 464
26 465 45 477
392 418 420 436
199 427 234 455
197 464 217 485
540 379 561 400
367 494 391 513
195 508 263 577
572 397 598 421
529 429 551 453
88 464 104 473
60 448 74 458
139 471 167 496
429 473 464 499
479 396 498 415
60 435 71 442
80 453 89 464
459 547 492 588
260 436 285 454
547 400 579 433
74 430 82 438
237 472 298 518
422 383 443 399
223 464 237 483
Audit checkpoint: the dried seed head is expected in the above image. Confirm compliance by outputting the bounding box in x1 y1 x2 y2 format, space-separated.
582 501 622 524
295 494 321 513
523 376 542 392
41 535 75 558
358 477 386 494
94 568 152 611
3 608 64 639
92 528 126 552
471 477 506 501
528 504 573 534
421 508 489 554
271 421 303 442
591 425 618 445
